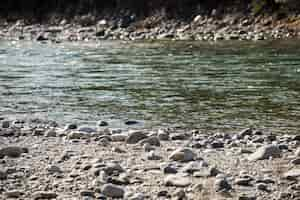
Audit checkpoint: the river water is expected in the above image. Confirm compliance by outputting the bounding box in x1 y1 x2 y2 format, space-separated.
1 40 300 132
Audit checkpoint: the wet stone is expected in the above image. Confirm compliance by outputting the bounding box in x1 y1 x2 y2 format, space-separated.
126 130 148 144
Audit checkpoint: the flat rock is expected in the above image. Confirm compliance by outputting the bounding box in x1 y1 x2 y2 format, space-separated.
284 169 300 180
169 148 196 162
102 184 125 198
126 130 148 144
248 145 281 161
0 146 28 159
164 175 191 187
32 191 57 199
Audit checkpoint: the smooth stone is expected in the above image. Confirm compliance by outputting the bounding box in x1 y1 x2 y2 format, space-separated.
181 161 205 174
126 130 148 144
248 145 281 161
284 169 300 180
170 133 188 140
256 183 268 191
32 191 57 199
164 175 191 187
215 177 232 192
0 146 28 159
78 126 97 133
65 123 77 130
98 120 109 126
47 165 62 174
44 129 57 137
163 164 178 174
291 158 300 165
0 169 7 180
104 163 124 175
80 190 95 197
67 131 85 140
139 136 160 146
169 148 196 162
102 184 125 198
147 151 162 160
126 193 145 200
2 120 10 128
158 129 169 141
238 195 257 200
235 178 252 186
125 120 139 125
111 134 127 142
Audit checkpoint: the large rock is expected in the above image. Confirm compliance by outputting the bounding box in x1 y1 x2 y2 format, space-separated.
126 130 148 144
164 175 191 187
0 146 28 159
169 148 196 162
248 145 281 161
102 184 125 198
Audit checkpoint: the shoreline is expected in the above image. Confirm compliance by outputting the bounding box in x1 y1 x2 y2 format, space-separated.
1 117 300 199
1 13 300 42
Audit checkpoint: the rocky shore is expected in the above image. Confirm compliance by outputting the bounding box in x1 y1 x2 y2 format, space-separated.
1 117 300 200
1 12 300 42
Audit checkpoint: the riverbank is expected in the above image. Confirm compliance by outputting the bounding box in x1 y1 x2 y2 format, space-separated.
1 118 300 199
1 11 300 42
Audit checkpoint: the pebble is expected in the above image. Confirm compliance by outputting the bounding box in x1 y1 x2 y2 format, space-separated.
169 148 196 162
32 191 57 199
98 120 109 126
0 146 28 159
104 162 124 175
248 145 281 161
284 169 300 180
139 136 160 146
78 126 96 133
164 174 191 187
214 176 232 192
44 129 57 137
126 130 148 144
2 120 10 128
101 184 125 198
65 123 77 130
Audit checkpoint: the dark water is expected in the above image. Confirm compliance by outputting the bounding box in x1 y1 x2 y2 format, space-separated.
1 40 300 132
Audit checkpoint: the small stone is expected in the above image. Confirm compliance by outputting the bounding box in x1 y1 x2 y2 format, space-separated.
238 195 257 200
284 169 300 180
102 184 125 198
210 141 224 149
0 146 28 159
80 190 95 197
164 175 191 187
98 120 108 126
147 151 162 160
126 193 145 200
113 147 126 153
125 120 139 125
2 120 10 128
163 164 178 174
291 158 300 165
65 123 77 130
140 136 160 146
169 148 196 162
32 191 57 199
104 163 124 175
35 33 48 41
44 129 57 137
215 177 232 192
256 183 268 191
181 161 205 174
158 129 169 141
67 131 84 140
248 145 281 161
111 134 127 142
47 165 62 174
170 133 188 140
126 130 148 144
235 178 253 186
0 169 7 180
78 126 96 133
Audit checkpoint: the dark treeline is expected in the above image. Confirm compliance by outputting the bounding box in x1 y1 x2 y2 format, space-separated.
0 0 298 21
